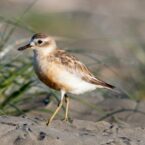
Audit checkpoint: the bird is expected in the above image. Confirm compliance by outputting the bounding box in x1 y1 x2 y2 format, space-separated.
18 33 115 126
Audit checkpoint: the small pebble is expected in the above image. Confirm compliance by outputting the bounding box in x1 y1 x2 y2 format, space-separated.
38 131 46 140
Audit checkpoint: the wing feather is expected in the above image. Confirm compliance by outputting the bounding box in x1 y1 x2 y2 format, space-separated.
52 49 114 89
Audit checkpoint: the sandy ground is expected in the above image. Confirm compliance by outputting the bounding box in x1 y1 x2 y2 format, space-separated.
0 116 144 145
25 94 145 128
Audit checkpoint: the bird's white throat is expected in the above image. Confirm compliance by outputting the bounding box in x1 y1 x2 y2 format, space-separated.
33 45 56 57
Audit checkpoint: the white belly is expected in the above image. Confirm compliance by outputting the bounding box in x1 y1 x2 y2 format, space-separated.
58 69 97 94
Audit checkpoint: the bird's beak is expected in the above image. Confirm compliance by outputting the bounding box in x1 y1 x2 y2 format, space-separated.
17 43 31 51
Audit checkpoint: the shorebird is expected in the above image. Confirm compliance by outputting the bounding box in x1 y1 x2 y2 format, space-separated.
18 33 115 125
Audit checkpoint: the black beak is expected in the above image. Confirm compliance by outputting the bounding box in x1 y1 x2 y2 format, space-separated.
17 43 31 51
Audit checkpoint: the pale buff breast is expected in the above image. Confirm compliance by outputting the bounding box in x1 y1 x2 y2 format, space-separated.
33 55 72 91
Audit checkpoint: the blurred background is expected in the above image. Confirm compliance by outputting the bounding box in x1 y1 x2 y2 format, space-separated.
1 0 145 127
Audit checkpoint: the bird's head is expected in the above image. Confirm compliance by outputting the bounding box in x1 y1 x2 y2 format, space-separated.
18 33 57 54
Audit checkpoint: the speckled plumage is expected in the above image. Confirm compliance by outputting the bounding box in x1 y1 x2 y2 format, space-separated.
33 48 114 95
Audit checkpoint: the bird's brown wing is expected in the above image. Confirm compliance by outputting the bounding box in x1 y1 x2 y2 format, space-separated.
53 49 114 89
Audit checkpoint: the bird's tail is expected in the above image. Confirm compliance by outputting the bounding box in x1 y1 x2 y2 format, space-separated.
89 78 115 90
103 82 115 89
96 80 115 90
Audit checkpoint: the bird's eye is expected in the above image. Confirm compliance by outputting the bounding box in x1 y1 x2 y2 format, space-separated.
37 40 43 44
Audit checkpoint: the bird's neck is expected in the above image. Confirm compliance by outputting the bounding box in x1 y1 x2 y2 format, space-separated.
33 46 56 58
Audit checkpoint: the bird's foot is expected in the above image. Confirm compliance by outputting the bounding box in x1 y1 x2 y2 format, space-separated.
62 117 72 123
46 120 51 126
63 117 68 122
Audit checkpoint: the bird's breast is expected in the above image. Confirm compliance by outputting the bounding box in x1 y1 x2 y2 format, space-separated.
33 55 72 91
33 56 58 90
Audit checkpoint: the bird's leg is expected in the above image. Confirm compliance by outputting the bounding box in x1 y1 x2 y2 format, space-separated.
46 90 65 126
64 94 70 121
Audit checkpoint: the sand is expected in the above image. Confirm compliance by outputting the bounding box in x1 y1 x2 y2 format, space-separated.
0 116 144 145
